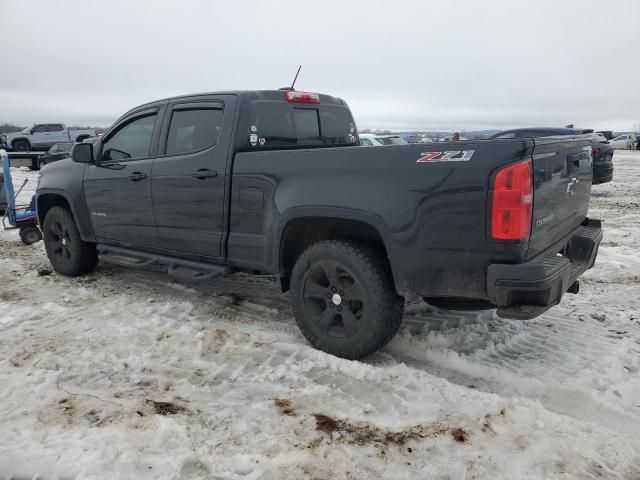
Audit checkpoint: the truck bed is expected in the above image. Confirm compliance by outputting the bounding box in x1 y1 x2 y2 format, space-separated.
229 136 594 303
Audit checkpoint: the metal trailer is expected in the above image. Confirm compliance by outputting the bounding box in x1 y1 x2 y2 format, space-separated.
7 151 47 170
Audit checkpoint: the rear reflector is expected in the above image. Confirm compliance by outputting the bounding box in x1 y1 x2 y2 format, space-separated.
491 159 533 240
284 91 320 104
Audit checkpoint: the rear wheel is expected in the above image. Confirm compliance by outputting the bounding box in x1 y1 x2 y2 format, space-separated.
43 206 98 276
291 240 404 359
13 140 30 152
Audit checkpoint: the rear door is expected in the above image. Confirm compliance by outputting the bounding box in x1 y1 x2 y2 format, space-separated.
150 95 237 258
527 136 592 256
48 124 69 144
84 108 162 246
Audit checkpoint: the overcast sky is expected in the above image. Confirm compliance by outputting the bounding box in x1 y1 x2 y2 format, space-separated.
2 0 639 131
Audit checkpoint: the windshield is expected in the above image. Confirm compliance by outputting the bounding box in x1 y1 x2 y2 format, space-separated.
376 136 407 145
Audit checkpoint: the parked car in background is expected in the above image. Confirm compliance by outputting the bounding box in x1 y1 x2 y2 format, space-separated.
609 134 634 149
491 127 592 139
39 142 74 167
359 133 408 146
589 133 614 184
596 130 614 140
490 128 613 184
0 124 101 152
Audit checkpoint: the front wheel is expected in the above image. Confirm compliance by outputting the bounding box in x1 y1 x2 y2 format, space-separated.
43 206 98 276
290 240 404 359
12 140 30 152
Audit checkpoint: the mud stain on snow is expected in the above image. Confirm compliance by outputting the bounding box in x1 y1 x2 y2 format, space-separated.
312 413 469 447
274 398 296 416
145 399 192 416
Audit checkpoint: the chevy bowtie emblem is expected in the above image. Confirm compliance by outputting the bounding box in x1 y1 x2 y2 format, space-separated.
567 177 579 195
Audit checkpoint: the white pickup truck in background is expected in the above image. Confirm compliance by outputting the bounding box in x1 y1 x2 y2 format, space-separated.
0 123 102 152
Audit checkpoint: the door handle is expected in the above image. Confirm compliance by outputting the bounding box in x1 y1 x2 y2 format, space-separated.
191 168 218 179
128 172 147 181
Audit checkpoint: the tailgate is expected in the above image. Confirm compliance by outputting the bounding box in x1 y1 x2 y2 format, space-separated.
527 135 592 257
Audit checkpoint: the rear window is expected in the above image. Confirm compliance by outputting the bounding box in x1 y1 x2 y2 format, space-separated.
244 101 357 149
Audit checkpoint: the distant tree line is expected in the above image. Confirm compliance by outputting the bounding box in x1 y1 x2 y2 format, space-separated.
0 123 25 134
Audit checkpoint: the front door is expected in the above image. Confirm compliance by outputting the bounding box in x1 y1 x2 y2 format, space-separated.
84 111 160 247
151 96 236 258
29 124 50 148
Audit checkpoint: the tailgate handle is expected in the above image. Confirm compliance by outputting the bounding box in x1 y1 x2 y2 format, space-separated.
192 168 218 179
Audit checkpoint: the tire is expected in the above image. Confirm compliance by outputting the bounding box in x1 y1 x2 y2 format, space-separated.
19 227 43 245
290 240 404 359
42 206 98 276
13 139 30 152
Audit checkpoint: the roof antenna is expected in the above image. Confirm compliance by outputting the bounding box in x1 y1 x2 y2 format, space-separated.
291 65 302 90
279 65 302 91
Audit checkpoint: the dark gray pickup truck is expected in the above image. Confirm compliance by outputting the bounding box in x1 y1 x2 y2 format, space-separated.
36 89 602 358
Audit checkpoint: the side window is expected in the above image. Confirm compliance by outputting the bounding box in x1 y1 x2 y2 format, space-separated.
101 114 156 161
319 106 357 145
165 108 224 155
360 138 373 146
49 124 64 132
32 125 48 133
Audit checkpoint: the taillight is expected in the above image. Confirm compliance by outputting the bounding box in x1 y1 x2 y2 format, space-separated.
284 91 320 104
0 174 4 182
491 159 533 240
592 146 601 157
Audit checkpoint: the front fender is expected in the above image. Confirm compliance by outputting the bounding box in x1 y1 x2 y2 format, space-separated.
36 159 95 242
8 136 30 147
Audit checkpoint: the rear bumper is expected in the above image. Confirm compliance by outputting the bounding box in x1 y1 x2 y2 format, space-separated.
593 163 613 184
487 218 602 319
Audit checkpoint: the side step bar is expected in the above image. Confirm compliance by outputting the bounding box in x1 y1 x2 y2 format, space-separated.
97 244 229 281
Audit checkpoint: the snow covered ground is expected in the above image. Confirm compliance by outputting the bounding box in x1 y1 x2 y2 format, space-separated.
1 152 640 479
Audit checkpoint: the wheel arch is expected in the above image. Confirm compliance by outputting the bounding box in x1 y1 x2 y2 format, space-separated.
37 191 95 242
277 210 399 292
11 137 31 149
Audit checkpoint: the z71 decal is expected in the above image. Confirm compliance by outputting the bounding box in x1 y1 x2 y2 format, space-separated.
416 150 475 163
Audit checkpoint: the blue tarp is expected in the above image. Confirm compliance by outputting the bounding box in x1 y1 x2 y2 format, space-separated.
1 150 16 225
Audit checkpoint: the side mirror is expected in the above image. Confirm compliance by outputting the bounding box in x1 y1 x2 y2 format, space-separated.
71 142 93 163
